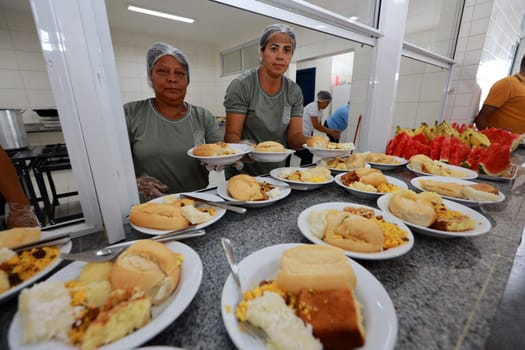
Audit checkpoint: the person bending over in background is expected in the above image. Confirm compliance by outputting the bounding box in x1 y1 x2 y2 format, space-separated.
0 145 39 229
124 42 222 201
296 90 338 165
324 102 349 142
223 23 308 177
474 54 525 134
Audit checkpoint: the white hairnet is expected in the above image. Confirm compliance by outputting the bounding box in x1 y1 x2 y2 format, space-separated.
259 23 296 52
146 42 190 85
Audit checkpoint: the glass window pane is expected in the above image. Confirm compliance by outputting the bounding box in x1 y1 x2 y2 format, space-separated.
302 0 378 27
404 0 464 58
222 49 242 75
243 42 260 70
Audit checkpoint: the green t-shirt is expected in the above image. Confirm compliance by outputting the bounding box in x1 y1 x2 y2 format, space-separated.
124 99 222 196
223 68 303 176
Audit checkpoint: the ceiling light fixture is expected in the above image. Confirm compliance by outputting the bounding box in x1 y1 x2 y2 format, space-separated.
127 5 195 24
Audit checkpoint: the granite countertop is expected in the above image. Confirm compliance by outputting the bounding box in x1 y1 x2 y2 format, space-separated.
1 149 525 350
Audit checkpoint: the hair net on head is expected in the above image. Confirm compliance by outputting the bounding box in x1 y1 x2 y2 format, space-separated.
317 90 332 101
146 42 190 85
259 23 296 52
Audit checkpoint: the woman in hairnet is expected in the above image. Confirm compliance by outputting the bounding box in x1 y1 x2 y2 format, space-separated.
124 42 222 201
223 23 309 177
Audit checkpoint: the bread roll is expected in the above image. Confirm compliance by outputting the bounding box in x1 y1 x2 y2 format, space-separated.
461 183 499 201
227 174 266 201
276 245 356 293
324 211 383 253
255 141 285 152
110 240 184 305
389 189 437 227
192 143 219 156
344 153 366 170
306 135 329 148
129 202 190 230
355 168 387 187
0 227 41 249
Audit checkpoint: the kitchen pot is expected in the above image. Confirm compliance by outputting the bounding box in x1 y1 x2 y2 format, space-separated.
0 109 28 150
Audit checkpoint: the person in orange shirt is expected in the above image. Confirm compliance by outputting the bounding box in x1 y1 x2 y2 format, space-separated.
0 145 39 229
475 55 525 134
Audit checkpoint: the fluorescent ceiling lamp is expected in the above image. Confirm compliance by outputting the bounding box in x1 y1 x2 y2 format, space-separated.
127 5 195 24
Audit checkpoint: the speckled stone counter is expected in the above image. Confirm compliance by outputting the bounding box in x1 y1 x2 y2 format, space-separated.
2 149 525 350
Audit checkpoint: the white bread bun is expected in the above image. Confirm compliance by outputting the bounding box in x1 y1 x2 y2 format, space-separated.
110 240 184 305
389 189 437 227
355 168 387 187
409 154 433 172
276 245 356 293
192 143 219 156
129 202 190 230
0 227 41 249
324 211 383 253
306 135 329 148
255 141 285 152
344 153 367 170
461 183 499 201
227 174 265 201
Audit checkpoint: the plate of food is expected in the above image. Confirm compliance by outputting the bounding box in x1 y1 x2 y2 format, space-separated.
407 154 478 179
297 202 414 260
334 168 408 200
216 175 291 208
269 166 334 191
303 135 354 158
316 153 371 173
476 164 519 182
377 190 491 238
221 243 397 350
364 153 408 170
248 141 295 163
187 142 252 166
410 176 505 207
0 227 72 303
8 240 202 350
129 192 227 235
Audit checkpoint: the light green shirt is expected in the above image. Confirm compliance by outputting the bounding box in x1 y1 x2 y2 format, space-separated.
124 99 222 196
223 68 303 176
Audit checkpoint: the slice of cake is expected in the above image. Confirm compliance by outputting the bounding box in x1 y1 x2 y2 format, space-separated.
296 288 366 350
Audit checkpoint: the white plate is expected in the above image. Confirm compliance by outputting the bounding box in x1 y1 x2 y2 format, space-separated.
316 157 370 173
248 149 295 163
410 176 505 207
377 193 491 238
366 155 408 170
406 162 478 180
334 173 408 200
221 243 398 350
8 241 202 350
130 192 226 235
0 234 72 303
216 176 292 208
297 202 414 260
302 144 353 158
187 143 252 166
269 167 334 191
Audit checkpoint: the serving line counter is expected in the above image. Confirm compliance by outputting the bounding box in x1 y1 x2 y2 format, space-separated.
1 149 525 350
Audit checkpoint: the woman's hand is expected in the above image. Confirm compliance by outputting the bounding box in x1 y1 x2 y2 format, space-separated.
136 176 169 201
6 202 40 228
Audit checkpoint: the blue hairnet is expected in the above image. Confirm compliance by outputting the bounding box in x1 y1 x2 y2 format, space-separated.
317 90 332 101
259 23 296 52
146 42 190 85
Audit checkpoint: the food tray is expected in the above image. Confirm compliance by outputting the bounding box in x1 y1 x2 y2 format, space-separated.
477 164 519 182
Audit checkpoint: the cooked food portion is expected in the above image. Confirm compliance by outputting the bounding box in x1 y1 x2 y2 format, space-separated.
418 179 500 201
319 153 367 171
341 167 401 193
227 174 282 201
365 152 400 164
129 196 215 230
245 291 322 350
306 136 353 150
307 206 409 252
389 189 476 231
255 141 286 152
0 227 41 249
296 288 365 350
192 142 241 156
0 245 60 294
280 166 331 183
78 261 113 283
111 240 184 305
409 154 466 177
236 245 365 349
